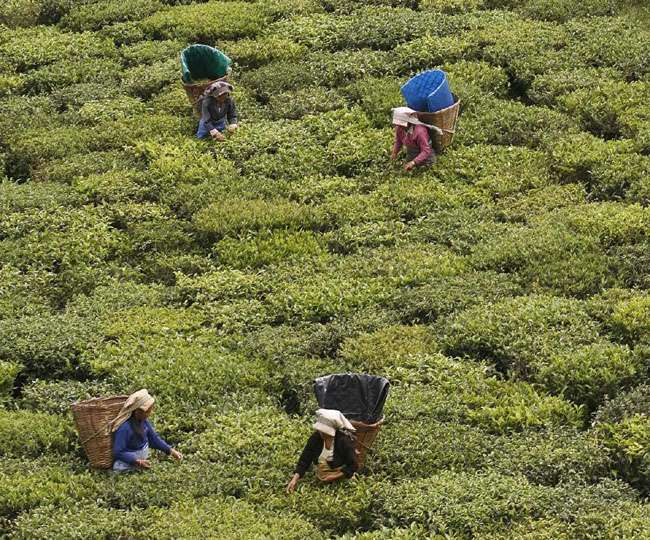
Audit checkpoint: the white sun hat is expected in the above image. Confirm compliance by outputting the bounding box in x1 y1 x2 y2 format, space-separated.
313 408 356 437
391 106 436 129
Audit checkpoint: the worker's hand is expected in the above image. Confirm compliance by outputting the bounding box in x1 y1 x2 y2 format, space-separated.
286 473 300 494
390 151 398 161
210 129 225 141
404 160 416 171
135 459 151 469
170 449 183 461
227 123 238 132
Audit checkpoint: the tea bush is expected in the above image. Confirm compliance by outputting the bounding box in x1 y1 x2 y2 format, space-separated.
608 294 650 345
597 415 650 495
471 221 614 297
440 294 600 379
193 198 320 243
560 81 649 140
564 17 650 79
0 410 74 457
240 49 392 99
594 384 650 425
374 420 495 479
0 312 99 378
458 96 576 148
372 471 547 534
344 76 401 128
223 36 308 70
0 458 98 518
139 2 267 42
487 427 611 486
271 8 450 51
375 472 646 537
186 405 307 493
121 58 179 99
528 67 623 107
548 131 637 188
60 0 165 31
339 325 440 372
2 0 650 536
141 497 323 540
11 503 138 540
119 39 183 67
386 353 582 433
0 361 21 404
494 184 586 223
0 27 117 72
20 379 117 415
535 342 640 411
0 0 73 27
392 270 522 324
420 0 487 13
518 0 617 22
266 86 346 120
214 230 328 269
391 35 479 75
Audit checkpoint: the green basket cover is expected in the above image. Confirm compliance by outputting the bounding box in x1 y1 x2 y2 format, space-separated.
180 44 232 84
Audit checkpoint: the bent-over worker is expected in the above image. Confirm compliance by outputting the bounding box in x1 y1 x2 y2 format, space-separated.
111 388 182 472
390 106 435 171
196 81 239 141
286 409 358 493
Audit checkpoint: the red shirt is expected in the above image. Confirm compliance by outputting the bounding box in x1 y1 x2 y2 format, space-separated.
392 124 433 165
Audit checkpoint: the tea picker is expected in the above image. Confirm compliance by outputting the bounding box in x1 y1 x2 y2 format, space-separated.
72 389 182 472
391 69 461 171
180 44 239 141
286 374 389 493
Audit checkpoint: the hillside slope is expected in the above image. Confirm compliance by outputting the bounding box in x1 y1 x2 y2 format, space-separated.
1 0 649 537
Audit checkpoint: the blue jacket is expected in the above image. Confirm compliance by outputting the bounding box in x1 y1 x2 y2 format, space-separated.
200 96 237 132
113 419 171 464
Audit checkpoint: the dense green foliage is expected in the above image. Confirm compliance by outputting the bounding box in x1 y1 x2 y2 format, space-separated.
1 0 649 537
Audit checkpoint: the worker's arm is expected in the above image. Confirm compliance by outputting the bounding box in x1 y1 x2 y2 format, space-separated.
112 424 140 465
144 420 171 453
144 421 183 460
286 432 320 493
339 435 359 479
201 99 225 138
391 127 404 159
226 98 238 125
294 432 321 477
412 126 433 166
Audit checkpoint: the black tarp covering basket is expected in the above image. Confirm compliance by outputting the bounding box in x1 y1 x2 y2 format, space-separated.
314 373 390 469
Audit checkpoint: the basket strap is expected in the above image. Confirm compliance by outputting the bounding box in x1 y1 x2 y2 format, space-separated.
80 421 112 445
350 432 374 453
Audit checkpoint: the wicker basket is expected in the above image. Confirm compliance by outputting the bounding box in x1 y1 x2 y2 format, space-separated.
350 417 384 470
182 76 229 117
71 395 128 469
416 98 461 154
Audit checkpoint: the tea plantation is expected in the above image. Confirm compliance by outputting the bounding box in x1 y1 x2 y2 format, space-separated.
1 0 650 537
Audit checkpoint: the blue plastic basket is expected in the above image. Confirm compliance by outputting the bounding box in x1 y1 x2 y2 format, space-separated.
401 70 454 113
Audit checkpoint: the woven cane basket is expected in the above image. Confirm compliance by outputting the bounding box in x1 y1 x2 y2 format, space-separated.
182 76 228 117
71 395 128 469
416 97 461 154
350 417 384 469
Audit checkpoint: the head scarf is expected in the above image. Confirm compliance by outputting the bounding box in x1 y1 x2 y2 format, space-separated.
201 80 233 101
391 106 434 129
313 408 356 437
110 389 155 433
